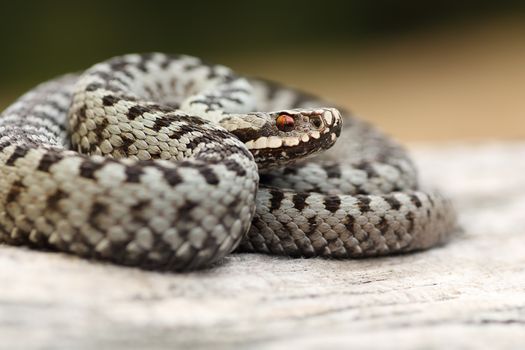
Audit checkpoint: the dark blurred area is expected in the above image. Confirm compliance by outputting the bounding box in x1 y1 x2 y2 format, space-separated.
1 0 524 140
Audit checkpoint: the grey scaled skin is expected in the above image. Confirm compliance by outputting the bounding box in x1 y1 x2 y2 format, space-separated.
0 53 458 271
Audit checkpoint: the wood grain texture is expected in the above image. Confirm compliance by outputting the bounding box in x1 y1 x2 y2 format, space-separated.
1 142 524 350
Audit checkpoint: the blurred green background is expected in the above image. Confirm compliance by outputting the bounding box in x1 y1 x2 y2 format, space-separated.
1 0 524 141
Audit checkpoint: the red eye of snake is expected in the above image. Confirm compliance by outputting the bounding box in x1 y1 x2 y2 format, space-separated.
276 114 295 132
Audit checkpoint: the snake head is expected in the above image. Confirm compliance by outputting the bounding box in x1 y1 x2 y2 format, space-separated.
224 108 342 169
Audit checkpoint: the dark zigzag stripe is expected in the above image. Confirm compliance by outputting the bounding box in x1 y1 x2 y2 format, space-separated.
269 189 284 211
324 195 341 213
5 146 29 166
37 151 64 172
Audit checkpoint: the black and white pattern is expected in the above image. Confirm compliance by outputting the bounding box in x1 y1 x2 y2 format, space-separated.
0 53 457 270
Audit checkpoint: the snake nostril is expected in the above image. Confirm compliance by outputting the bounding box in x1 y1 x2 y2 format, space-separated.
310 116 322 129
276 114 295 132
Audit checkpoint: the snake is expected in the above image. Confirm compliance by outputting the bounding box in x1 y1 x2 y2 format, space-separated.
0 53 457 271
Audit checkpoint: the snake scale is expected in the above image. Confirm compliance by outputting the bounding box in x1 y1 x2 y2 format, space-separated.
0 53 457 271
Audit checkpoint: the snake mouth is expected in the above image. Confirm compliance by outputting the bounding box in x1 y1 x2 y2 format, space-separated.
244 130 332 150
248 124 341 169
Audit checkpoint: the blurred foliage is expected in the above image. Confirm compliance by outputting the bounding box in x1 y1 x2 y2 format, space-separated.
0 0 524 88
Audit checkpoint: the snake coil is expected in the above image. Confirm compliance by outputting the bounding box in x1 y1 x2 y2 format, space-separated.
0 53 457 270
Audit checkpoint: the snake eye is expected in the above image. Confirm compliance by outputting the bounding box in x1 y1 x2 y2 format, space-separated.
276 114 295 132
310 116 323 129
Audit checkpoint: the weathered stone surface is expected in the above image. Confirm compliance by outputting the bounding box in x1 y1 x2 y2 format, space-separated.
1 142 524 350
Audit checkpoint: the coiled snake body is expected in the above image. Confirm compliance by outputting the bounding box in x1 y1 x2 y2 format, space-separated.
0 53 457 270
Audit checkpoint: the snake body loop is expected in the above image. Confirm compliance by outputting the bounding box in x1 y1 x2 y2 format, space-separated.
0 53 457 270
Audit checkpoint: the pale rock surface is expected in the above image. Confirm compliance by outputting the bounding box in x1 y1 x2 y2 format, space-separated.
1 142 524 350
